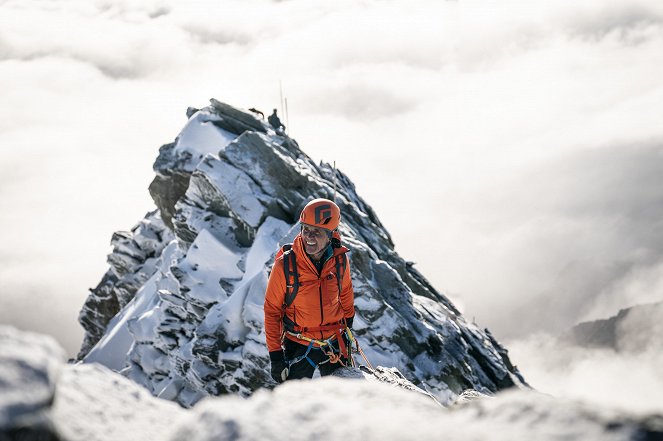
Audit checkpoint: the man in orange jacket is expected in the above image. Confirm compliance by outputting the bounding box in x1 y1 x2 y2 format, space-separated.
264 198 355 383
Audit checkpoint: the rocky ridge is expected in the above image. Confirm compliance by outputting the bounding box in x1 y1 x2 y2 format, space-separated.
77 99 526 407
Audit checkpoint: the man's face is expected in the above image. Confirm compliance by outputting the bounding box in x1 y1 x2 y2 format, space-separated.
301 224 330 258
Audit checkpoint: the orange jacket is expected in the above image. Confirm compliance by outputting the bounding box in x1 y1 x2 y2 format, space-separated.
264 234 355 352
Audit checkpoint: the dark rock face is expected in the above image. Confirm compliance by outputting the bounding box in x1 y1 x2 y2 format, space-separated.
209 99 267 135
77 99 527 407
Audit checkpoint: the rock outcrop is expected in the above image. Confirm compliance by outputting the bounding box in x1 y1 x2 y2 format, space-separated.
77 211 174 358
0 326 64 441
1 326 186 441
77 99 527 407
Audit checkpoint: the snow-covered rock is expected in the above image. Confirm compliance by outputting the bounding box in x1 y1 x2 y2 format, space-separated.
77 211 174 358
0 326 185 441
170 378 663 441
2 327 662 441
0 326 64 438
53 363 185 441
77 99 526 407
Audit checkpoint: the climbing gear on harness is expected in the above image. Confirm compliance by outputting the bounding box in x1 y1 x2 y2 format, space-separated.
284 324 356 370
284 320 350 356
283 325 376 373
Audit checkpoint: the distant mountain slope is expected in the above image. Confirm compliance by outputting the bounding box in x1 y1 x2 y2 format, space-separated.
77 99 526 407
562 301 663 352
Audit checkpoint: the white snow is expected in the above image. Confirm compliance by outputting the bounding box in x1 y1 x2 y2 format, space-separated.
2 326 661 441
195 156 267 228
83 273 161 370
196 217 290 352
174 110 236 159
84 240 181 370
179 228 244 304
52 363 186 441
242 217 291 282
168 377 647 441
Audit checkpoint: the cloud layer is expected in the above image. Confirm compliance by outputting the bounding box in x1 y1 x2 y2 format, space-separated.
1 0 663 373
509 303 663 414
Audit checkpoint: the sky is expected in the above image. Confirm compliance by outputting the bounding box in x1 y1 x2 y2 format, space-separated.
1 0 663 410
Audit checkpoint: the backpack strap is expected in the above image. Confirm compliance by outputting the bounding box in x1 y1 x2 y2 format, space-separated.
334 253 347 295
282 244 300 307
282 244 347 308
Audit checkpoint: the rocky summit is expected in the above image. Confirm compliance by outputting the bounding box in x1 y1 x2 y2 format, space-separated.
77 99 527 407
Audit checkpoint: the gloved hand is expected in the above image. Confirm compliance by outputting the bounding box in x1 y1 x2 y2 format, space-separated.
345 315 354 329
269 350 289 383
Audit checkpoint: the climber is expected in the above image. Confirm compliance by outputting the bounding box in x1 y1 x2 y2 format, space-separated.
264 198 355 383
267 109 286 133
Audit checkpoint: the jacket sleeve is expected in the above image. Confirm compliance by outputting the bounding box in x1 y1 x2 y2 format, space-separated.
264 258 287 352
340 256 355 320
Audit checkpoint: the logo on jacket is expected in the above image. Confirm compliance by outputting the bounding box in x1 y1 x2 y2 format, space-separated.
314 204 333 225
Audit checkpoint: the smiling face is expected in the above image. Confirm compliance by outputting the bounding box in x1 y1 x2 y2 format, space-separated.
301 224 331 260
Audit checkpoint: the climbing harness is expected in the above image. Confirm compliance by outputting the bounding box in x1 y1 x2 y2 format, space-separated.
284 325 354 369
283 323 375 371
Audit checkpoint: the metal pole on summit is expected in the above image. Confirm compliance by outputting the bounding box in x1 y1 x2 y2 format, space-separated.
332 161 337 202
285 97 290 135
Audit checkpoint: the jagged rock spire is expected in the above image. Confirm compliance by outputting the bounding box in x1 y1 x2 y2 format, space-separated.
78 99 526 407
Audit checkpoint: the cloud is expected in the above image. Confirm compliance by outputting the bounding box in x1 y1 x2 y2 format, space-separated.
508 333 663 414
508 303 663 414
615 301 663 352
561 1 663 42
2 0 663 368
301 83 418 121
426 141 663 338
0 0 193 79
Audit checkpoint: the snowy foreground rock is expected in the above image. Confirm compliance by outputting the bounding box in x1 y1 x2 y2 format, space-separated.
3 327 663 441
77 99 526 407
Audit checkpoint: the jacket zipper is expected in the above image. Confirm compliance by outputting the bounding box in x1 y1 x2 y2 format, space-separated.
319 279 324 340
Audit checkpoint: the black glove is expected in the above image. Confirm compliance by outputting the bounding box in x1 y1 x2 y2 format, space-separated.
269 350 288 383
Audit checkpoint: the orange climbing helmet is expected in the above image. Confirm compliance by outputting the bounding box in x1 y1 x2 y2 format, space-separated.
299 198 341 231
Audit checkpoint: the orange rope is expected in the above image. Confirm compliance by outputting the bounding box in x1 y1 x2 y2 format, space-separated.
357 342 374 370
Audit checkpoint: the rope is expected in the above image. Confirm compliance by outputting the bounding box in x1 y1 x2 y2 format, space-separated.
345 327 373 370
357 343 374 371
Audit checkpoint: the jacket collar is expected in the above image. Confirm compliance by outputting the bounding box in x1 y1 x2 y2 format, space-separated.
293 234 349 273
